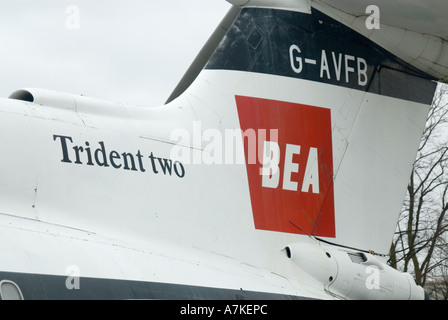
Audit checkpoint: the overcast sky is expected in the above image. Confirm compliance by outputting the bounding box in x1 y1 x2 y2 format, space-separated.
0 0 232 107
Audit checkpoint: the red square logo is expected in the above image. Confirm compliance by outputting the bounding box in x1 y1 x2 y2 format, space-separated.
236 96 335 237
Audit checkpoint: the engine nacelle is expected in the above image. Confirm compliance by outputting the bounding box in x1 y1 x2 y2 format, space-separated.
9 88 80 110
8 88 128 120
286 242 427 300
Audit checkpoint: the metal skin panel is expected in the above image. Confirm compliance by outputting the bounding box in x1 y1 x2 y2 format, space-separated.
314 0 448 40
202 7 435 254
0 2 437 299
312 0 448 83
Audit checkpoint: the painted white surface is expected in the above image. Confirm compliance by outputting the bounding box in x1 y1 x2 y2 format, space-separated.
0 0 438 299
312 0 448 82
0 69 429 277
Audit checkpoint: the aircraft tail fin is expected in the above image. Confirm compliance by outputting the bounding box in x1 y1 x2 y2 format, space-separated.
165 6 241 104
169 0 437 256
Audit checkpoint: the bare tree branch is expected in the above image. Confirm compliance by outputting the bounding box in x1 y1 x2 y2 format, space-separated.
390 83 448 299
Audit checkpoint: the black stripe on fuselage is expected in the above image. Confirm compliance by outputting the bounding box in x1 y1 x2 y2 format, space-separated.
205 8 437 105
0 271 314 300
